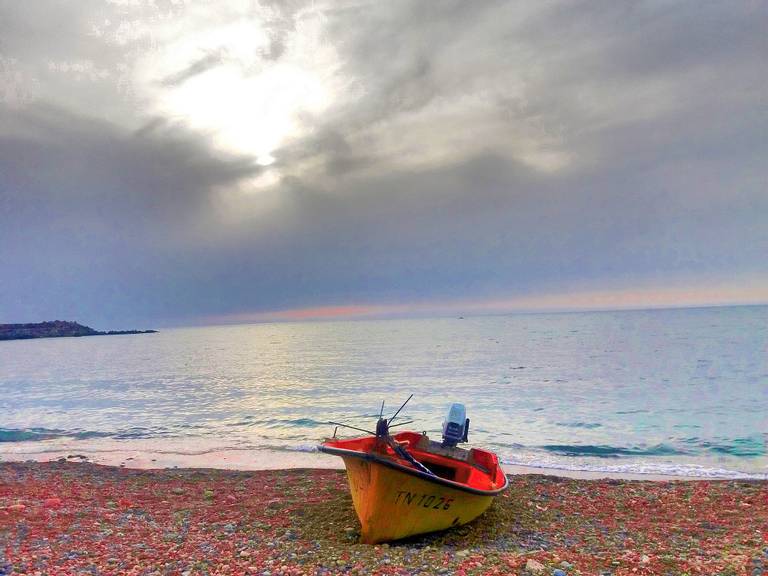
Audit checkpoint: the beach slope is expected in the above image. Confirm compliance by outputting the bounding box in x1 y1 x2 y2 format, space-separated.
1 462 765 575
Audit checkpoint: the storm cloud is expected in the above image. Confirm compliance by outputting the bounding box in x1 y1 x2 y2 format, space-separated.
1 0 766 326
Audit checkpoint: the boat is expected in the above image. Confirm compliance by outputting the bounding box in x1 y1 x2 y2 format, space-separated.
318 399 508 543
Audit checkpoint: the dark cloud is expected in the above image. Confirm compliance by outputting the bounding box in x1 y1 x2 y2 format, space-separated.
0 1 766 326
0 103 259 325
160 52 226 87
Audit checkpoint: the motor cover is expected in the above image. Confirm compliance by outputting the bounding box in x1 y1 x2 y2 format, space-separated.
442 403 469 447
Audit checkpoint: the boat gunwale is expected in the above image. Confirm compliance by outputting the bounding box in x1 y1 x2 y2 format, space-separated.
318 443 510 496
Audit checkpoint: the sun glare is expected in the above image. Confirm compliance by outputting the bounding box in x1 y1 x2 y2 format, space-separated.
137 6 337 177
161 63 329 164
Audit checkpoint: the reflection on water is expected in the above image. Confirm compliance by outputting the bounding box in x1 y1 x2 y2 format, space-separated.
1 305 766 478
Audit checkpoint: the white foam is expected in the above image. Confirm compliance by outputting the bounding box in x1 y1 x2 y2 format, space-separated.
498 452 767 480
2 436 765 480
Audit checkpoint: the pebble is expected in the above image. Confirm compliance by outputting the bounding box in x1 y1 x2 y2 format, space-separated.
526 559 546 574
2 463 763 576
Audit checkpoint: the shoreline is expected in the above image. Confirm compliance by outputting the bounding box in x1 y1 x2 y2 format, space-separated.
1 441 755 482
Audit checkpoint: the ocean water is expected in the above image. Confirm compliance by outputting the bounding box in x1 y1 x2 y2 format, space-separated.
1 306 766 478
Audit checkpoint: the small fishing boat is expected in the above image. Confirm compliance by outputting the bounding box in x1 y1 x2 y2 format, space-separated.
319 399 508 543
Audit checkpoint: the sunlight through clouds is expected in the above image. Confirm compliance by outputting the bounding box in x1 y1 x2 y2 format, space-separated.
1 1 766 324
132 1 340 173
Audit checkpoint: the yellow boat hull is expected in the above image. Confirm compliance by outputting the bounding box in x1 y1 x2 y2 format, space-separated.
341 455 495 543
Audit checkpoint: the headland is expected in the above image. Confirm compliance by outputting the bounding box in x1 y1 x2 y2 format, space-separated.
0 320 157 341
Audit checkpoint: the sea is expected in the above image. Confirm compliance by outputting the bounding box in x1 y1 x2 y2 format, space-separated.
1 305 766 479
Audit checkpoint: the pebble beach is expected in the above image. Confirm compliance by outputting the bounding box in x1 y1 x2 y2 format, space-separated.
1 462 766 576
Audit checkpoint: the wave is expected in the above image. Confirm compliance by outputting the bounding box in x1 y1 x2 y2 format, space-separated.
259 418 326 429
683 436 766 457
2 433 764 480
498 452 767 480
2 426 764 479
540 443 686 458
0 428 111 442
263 443 766 479
554 421 603 429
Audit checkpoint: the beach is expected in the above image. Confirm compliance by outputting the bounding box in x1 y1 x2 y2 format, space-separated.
1 461 766 576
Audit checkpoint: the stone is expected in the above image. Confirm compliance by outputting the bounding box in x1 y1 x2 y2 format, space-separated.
526 559 546 574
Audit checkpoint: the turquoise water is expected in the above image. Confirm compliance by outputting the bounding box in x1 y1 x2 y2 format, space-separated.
1 306 766 478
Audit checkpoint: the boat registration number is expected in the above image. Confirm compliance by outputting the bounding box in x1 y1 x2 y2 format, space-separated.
394 491 454 510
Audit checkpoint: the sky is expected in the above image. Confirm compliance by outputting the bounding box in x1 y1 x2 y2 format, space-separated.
1 0 766 327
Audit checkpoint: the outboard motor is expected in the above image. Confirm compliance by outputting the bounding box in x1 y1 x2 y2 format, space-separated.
441 403 470 447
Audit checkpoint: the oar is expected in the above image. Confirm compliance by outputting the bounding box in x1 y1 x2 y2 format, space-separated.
385 435 436 476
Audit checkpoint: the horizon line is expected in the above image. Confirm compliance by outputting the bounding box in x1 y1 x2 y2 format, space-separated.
197 282 768 327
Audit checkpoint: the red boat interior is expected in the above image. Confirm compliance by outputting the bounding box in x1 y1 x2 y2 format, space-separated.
323 431 505 491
